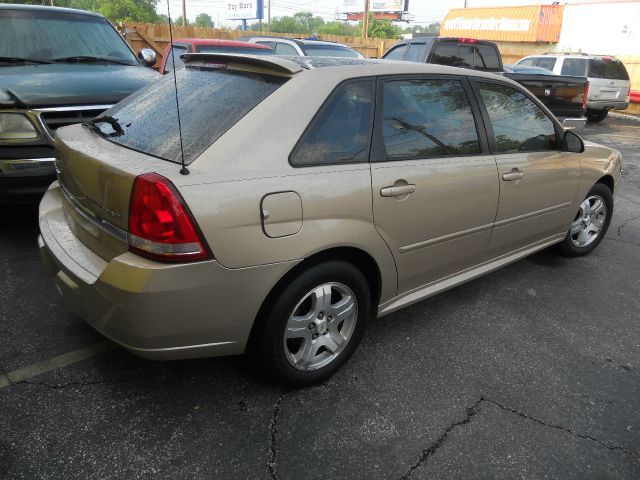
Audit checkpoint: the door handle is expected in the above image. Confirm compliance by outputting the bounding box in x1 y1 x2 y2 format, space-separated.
502 169 524 181
380 184 416 197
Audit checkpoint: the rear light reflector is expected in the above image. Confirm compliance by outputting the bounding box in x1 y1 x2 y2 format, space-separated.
458 37 478 43
582 81 590 113
128 172 211 262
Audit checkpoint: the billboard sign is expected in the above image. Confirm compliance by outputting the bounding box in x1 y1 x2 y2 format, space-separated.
226 0 264 20
338 0 407 14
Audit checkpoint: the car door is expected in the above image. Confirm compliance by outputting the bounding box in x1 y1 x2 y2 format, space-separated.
370 76 499 294
472 79 580 258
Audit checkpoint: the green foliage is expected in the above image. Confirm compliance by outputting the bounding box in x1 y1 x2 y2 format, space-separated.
368 17 400 39
13 0 160 23
173 15 188 26
194 13 214 28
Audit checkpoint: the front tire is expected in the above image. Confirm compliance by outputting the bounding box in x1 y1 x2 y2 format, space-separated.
558 183 613 256
252 260 371 387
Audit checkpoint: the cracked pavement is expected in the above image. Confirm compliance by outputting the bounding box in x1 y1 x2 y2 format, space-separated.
1 116 639 479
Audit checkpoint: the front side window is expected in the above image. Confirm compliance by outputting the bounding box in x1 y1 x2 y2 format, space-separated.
196 45 273 56
274 43 299 55
384 44 407 60
163 45 188 73
302 44 361 58
291 80 374 166
381 79 480 161
478 82 558 153
561 58 587 76
518 58 538 67
534 57 557 71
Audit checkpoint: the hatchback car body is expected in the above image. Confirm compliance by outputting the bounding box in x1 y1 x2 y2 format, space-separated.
516 53 631 121
39 55 622 385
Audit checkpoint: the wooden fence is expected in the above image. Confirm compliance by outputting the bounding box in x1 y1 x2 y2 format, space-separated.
121 23 639 115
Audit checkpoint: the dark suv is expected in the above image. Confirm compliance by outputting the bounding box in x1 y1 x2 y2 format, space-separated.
0 4 160 202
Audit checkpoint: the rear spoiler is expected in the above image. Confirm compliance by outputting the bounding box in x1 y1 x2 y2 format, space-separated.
183 53 303 74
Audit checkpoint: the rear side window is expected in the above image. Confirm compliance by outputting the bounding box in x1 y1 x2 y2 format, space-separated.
478 82 558 153
163 45 188 73
476 45 500 71
291 80 374 166
561 58 587 76
534 57 557 71
380 79 480 161
404 43 426 62
95 67 287 165
274 42 299 55
384 44 407 60
431 43 467 68
588 59 629 80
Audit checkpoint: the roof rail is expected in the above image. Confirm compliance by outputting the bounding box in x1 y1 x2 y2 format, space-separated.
543 51 589 56
183 53 303 74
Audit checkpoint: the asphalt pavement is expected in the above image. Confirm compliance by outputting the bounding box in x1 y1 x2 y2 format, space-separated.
1 116 639 479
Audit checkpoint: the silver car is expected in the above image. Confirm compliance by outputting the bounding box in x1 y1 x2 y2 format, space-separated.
516 53 630 122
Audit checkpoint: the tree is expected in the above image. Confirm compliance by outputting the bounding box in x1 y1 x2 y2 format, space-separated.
173 15 188 26
17 0 160 23
367 17 400 39
194 13 214 28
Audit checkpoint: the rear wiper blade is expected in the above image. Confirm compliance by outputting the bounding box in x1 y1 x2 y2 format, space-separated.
52 56 132 66
0 56 52 65
85 115 125 137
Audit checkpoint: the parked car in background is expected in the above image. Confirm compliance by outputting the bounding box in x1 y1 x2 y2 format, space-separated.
39 54 621 386
159 39 273 74
383 37 589 120
240 35 363 58
0 4 159 203
516 53 630 122
503 64 554 75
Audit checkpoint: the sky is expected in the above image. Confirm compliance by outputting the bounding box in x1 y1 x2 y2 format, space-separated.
159 0 606 28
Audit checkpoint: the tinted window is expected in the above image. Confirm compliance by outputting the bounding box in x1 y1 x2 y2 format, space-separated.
384 44 407 60
381 79 480 161
291 80 374 166
96 67 286 165
588 59 629 80
0 9 137 65
431 43 467 68
561 58 587 76
478 82 558 153
302 44 361 58
196 45 273 55
534 57 556 71
475 45 500 71
518 58 537 67
163 45 188 73
404 43 426 62
274 42 299 55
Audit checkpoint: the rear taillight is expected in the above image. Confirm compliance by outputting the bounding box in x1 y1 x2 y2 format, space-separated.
458 37 478 43
128 172 211 262
582 81 590 113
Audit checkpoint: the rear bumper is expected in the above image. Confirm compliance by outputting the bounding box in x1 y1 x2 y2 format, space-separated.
38 183 298 360
586 100 629 111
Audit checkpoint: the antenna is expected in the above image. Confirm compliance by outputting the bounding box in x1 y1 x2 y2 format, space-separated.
166 0 189 175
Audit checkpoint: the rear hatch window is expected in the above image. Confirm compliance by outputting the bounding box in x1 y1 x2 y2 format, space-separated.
430 42 500 71
93 66 287 165
588 58 629 80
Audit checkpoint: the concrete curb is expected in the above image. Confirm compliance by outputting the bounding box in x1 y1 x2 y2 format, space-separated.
610 112 640 122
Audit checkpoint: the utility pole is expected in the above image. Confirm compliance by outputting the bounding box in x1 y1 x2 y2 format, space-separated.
181 0 186 25
268 0 271 31
362 0 370 39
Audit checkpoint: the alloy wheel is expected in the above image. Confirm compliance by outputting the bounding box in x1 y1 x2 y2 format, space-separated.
570 195 608 247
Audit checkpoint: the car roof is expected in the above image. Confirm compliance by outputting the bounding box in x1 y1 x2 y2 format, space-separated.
0 3 103 17
240 35 354 48
172 38 271 49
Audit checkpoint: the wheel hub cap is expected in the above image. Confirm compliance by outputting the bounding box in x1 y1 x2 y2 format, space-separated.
570 194 607 248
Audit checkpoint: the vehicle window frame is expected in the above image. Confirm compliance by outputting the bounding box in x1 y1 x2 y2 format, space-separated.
404 42 427 63
288 77 376 168
273 42 299 56
468 78 565 156
369 74 490 163
163 43 190 73
560 57 587 76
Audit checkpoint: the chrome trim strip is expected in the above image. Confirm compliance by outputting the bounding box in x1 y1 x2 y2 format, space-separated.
0 157 56 177
60 184 128 243
493 202 572 228
399 222 494 254
32 105 114 113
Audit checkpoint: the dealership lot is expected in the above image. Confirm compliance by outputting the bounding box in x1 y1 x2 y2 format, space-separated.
1 116 639 478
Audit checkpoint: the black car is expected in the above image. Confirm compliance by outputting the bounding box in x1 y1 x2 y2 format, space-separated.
0 4 160 203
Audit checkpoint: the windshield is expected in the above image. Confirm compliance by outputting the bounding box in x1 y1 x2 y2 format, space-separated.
302 44 362 58
0 9 138 66
94 66 287 164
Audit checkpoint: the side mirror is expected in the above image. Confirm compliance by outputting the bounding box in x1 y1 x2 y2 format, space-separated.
562 117 587 130
138 48 157 67
562 130 585 153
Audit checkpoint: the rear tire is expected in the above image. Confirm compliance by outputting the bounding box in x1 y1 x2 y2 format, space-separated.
558 183 613 257
252 260 371 387
586 109 608 123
